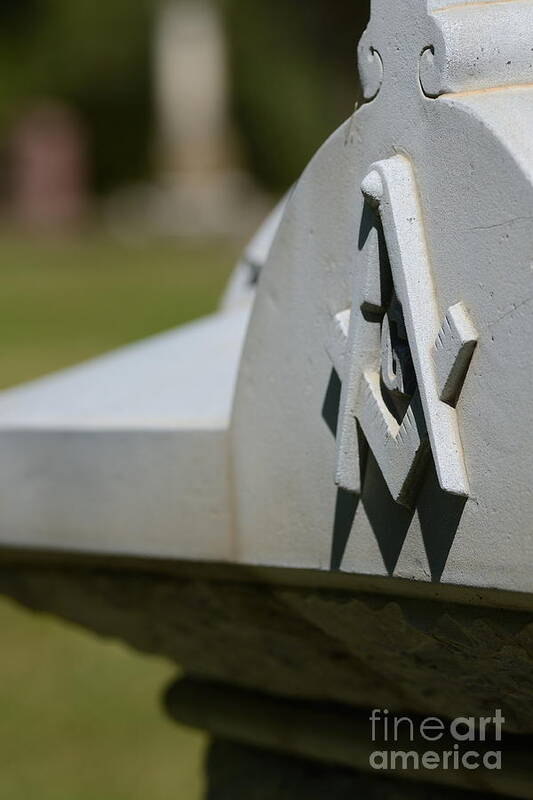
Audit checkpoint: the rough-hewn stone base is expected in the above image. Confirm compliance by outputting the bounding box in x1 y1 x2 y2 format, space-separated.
0 563 532 734
205 740 497 800
165 677 532 798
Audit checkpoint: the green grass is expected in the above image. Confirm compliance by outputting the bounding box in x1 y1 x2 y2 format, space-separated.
0 234 238 388
0 600 205 800
0 233 239 799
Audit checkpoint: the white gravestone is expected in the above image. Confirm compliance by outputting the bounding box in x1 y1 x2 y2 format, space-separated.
0 0 532 598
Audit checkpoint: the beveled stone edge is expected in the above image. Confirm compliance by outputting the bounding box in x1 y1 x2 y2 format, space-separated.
0 546 532 613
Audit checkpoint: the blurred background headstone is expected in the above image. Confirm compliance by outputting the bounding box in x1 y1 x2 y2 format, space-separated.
0 0 370 241
9 103 88 230
146 0 268 237
156 0 232 176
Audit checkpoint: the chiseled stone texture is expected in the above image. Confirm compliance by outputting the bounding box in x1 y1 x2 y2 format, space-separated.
205 740 501 800
0 566 532 733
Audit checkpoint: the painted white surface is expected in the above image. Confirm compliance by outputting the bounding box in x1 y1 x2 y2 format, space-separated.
231 0 533 593
0 306 249 559
1 0 533 597
0 307 250 430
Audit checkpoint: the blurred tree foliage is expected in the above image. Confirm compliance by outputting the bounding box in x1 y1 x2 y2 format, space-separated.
0 0 152 192
0 0 369 194
220 0 369 191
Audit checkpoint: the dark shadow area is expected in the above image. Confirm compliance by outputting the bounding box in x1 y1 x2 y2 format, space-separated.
329 423 367 570
357 202 392 314
360 445 466 580
166 677 520 800
357 200 375 250
361 449 414 575
394 392 430 510
330 489 359 570
322 368 342 437
322 369 362 570
417 461 467 581
205 738 499 800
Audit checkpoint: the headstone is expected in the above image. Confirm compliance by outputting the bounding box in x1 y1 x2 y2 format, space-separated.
9 102 88 229
151 0 266 236
154 0 231 175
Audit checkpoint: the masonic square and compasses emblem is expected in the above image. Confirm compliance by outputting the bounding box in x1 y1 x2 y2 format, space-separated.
327 155 478 508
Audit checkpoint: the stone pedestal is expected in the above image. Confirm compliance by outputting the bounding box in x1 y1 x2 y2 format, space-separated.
164 675 531 800
204 740 486 800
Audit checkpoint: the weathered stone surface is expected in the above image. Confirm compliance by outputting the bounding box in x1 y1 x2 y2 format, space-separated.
166 678 531 798
0 2 533 600
1 565 532 733
230 0 533 593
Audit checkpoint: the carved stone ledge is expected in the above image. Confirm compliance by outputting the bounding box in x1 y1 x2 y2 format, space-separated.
1 564 532 735
204 739 500 800
167 679 531 799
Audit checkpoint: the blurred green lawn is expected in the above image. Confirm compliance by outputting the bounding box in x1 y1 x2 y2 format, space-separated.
0 235 238 388
0 234 239 800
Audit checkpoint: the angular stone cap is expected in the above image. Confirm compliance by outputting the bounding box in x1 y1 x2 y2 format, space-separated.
0 306 250 560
